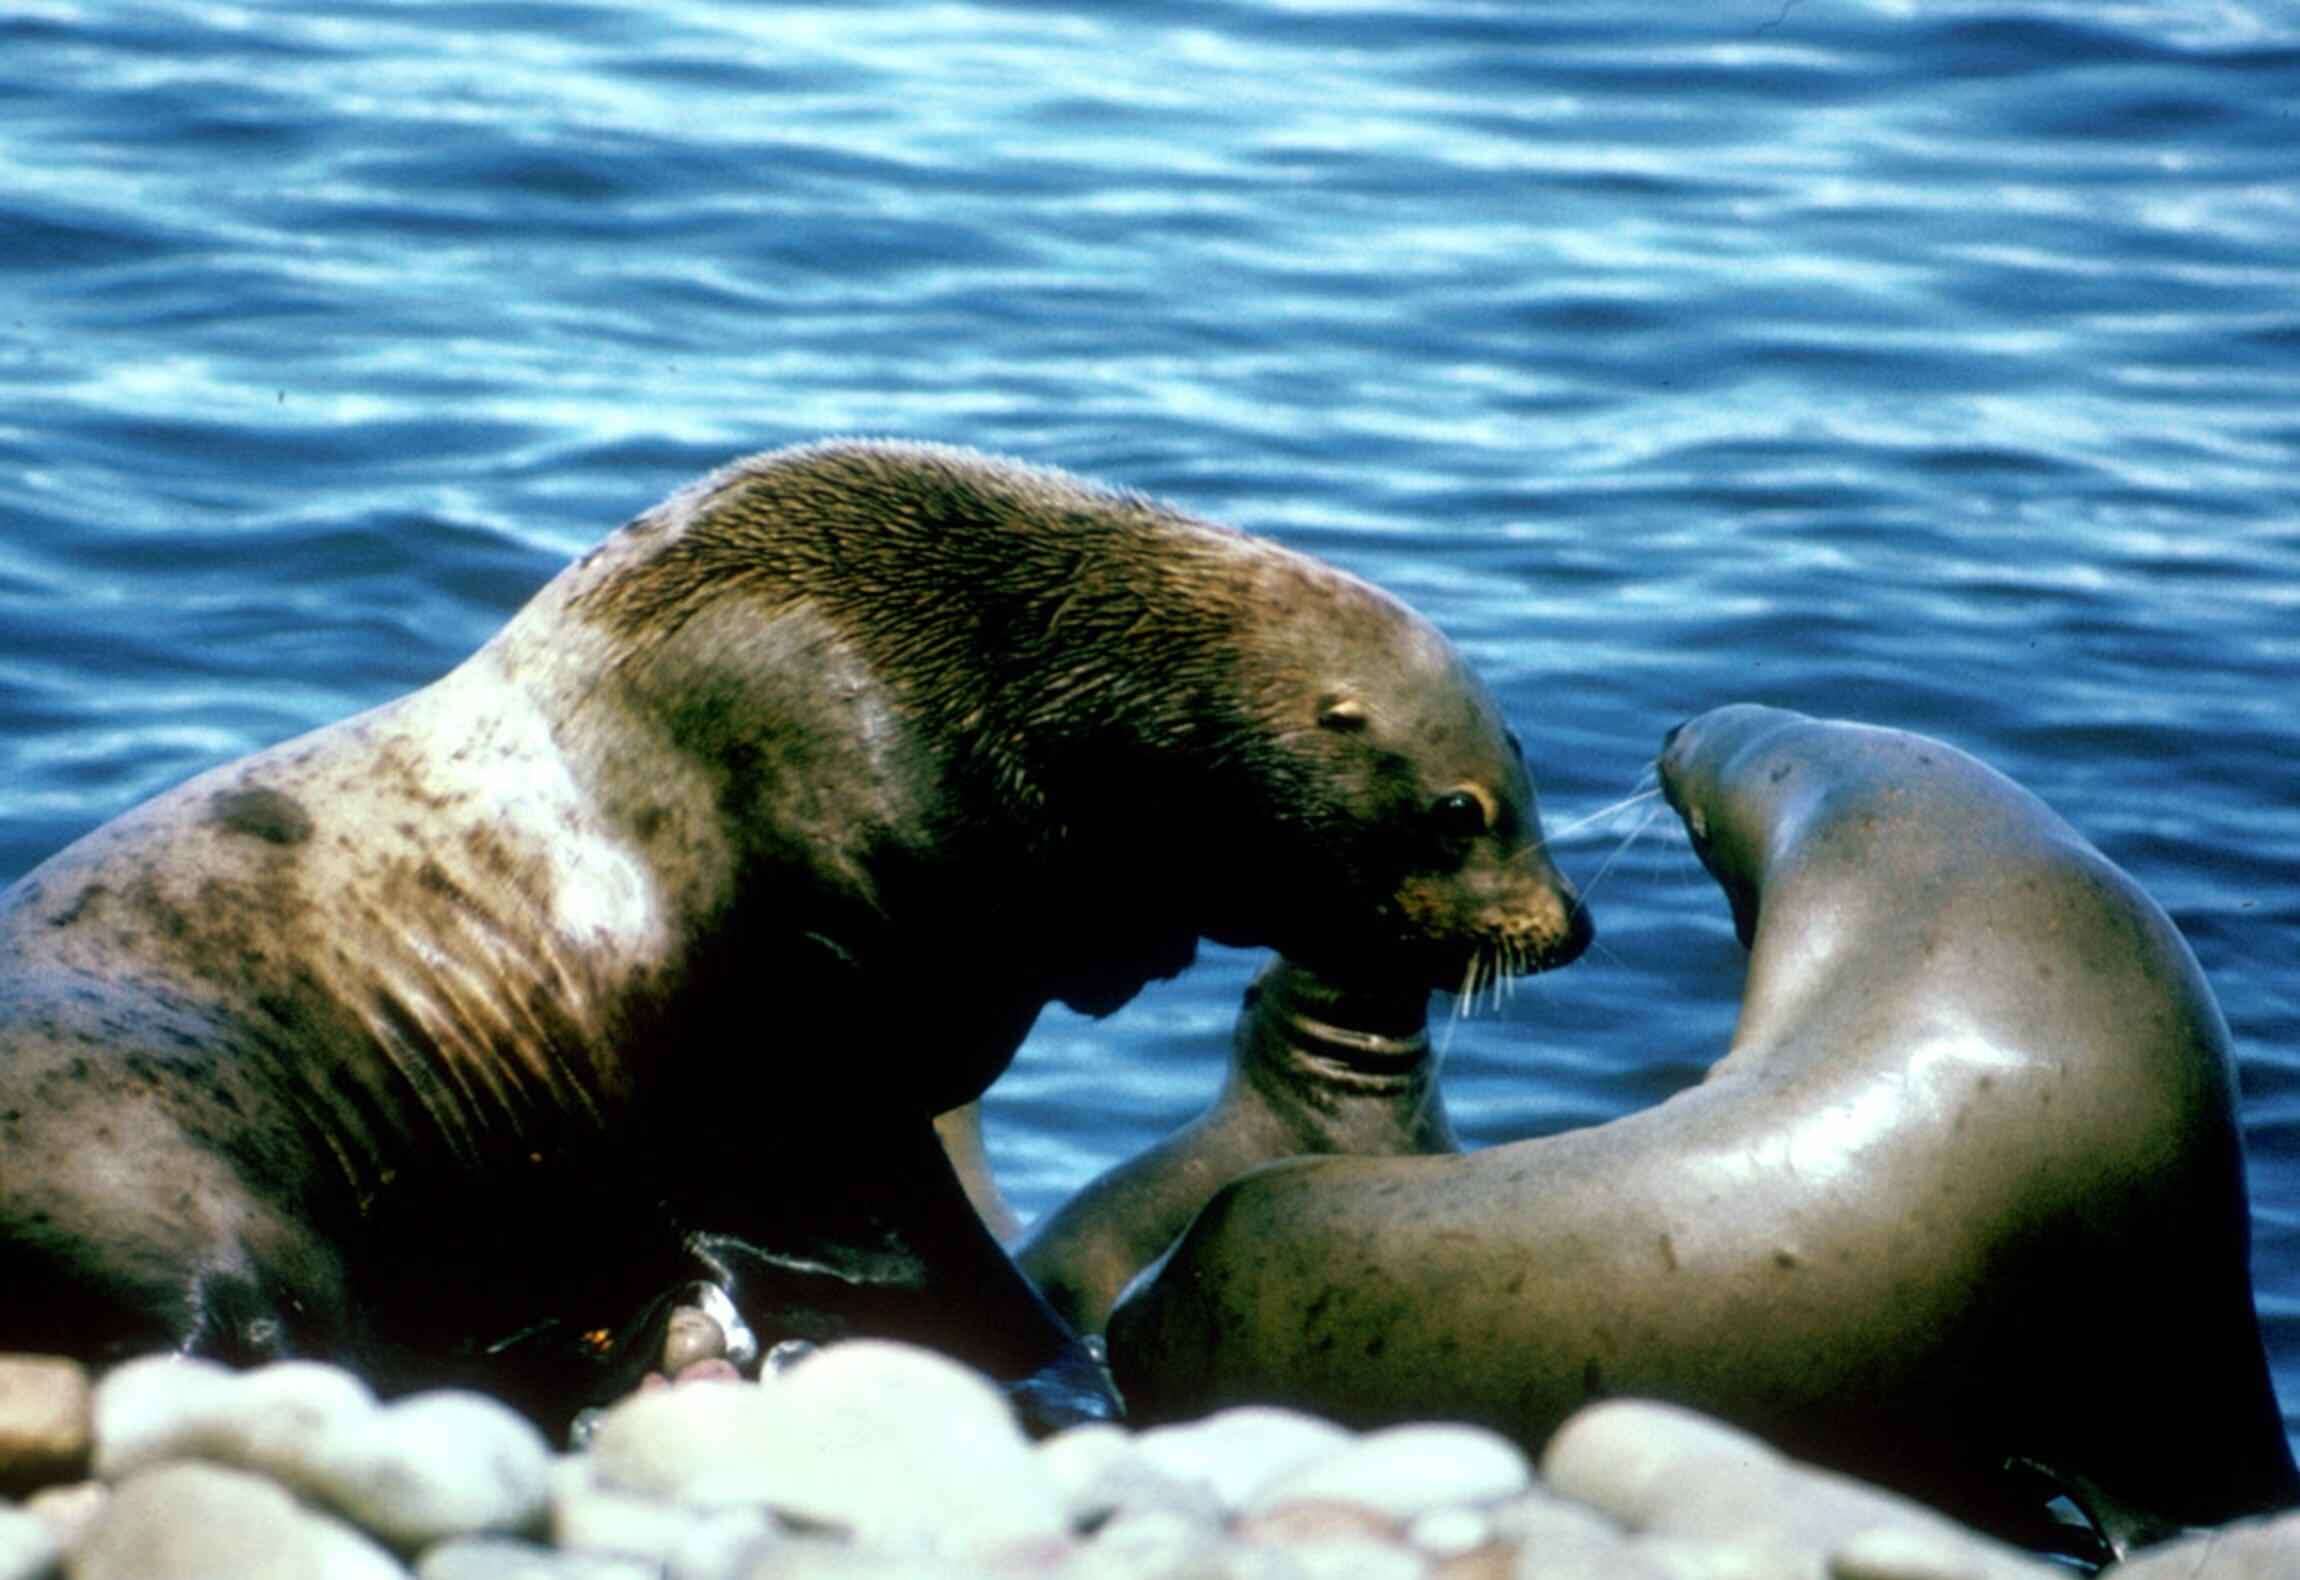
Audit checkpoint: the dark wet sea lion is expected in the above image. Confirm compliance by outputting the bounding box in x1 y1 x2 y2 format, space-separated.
0 439 1588 1435
1107 704 2294 1556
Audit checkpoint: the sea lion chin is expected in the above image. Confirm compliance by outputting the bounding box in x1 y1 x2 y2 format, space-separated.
0 438 1585 1434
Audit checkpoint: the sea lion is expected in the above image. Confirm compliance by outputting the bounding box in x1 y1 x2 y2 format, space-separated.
1106 704 2295 1557
0 439 1589 1436
1017 956 1450 1333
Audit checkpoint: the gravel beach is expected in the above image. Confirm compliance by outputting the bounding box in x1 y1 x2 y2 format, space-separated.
1 1343 2292 1579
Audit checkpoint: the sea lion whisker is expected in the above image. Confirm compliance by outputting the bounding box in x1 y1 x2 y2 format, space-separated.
1569 798 1669 911
1439 968 1472 1059
1541 784 1664 844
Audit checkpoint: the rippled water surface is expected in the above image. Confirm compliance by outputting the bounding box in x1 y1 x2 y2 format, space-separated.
5 0 2299 1446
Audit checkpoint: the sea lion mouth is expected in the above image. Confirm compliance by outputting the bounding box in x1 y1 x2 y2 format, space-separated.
1296 898 1595 1000
1435 904 1596 998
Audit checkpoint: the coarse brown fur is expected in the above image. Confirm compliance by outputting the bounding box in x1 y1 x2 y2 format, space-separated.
0 440 1587 1434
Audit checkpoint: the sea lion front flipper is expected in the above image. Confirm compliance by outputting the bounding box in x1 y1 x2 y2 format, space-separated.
680 1119 1119 1433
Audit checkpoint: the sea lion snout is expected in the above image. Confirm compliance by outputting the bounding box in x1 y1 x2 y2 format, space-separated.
1477 843 1593 970
1392 835 1592 993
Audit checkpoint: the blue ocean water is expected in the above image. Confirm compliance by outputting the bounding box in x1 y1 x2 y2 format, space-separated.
4 0 2298 1451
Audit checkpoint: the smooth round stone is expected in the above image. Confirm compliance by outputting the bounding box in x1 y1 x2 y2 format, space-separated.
1544 1400 2053 1580
662 1307 730 1376
0 1354 91 1488
73 1460 405 1580
1248 1423 1530 1519
1035 1421 1134 1506
1287 1542 1428 1580
1829 1522 2056 1580
756 1341 1064 1553
2094 1508 2300 1580
588 1382 783 1507
1407 1506 1489 1558
87 1355 239 1480
0 1505 57 1580
1067 1509 1295 1580
666 1507 786 1580
553 1452 779 1569
1541 1399 1780 1530
92 1355 383 1490
1485 1490 1675 1580
1036 1422 1222 1530
1236 1499 1395 1547
1133 1406 1355 1514
418 1534 656 1580
298 1389 550 1551
595 1342 1063 1555
215 1360 381 1487
22 1478 106 1551
725 1534 998 1578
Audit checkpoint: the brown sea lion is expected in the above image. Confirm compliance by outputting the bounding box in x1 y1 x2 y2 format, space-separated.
0 440 1589 1436
1106 704 2295 1557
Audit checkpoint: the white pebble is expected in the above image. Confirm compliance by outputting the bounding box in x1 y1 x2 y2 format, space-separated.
1248 1421 1529 1518
1035 1421 1135 1507
1829 1522 2056 1580
20 1479 106 1553
759 1340 1065 1553
217 1360 381 1486
88 1354 239 1480
553 1451 777 1569
665 1506 786 1580
301 1389 552 1551
1035 1420 1222 1529
1541 1398 1783 1531
586 1380 788 1508
2094 1508 2300 1579
0 1506 57 1580
72 1460 406 1580
1134 1405 1354 1513
728 1535 999 1576
594 1341 1063 1555
1544 1400 2056 1580
1494 1500 1681 1580
1286 1542 1428 1580
1406 1505 1489 1557
1068 1508 1293 1580
417 1534 655 1579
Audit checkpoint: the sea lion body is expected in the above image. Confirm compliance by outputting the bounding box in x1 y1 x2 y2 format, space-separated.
1109 705 2293 1553
0 441 1587 1431
1017 957 1451 1332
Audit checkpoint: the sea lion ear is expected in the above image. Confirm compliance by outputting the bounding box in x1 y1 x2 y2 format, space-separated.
1317 695 1370 734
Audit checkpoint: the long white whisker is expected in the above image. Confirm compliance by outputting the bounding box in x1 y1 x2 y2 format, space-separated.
1572 797 1669 912
1440 959 1473 1059
1541 783 1664 845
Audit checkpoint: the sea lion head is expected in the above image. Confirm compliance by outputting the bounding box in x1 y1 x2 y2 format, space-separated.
562 440 1591 1006
1211 570 1594 996
1657 703 1813 948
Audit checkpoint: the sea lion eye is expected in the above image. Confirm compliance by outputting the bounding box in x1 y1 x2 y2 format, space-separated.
1431 790 1488 838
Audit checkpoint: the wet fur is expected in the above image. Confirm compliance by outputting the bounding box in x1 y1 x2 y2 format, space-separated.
0 440 1583 1429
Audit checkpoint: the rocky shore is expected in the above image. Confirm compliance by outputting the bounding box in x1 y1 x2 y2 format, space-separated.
0 1345 2291 1580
